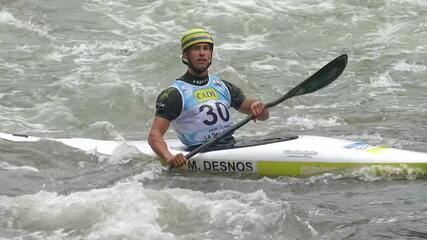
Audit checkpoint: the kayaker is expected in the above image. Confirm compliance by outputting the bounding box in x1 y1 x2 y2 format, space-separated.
148 28 269 167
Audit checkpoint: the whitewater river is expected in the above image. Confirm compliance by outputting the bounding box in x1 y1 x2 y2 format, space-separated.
1 0 427 239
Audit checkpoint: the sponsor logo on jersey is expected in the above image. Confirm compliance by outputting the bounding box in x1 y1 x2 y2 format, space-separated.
194 88 219 102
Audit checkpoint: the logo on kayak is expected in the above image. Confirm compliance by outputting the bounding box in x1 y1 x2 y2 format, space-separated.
344 141 389 153
187 160 254 172
366 145 389 153
282 150 318 158
344 141 370 150
194 88 219 102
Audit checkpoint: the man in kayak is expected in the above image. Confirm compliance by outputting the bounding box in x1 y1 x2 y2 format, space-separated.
148 28 269 167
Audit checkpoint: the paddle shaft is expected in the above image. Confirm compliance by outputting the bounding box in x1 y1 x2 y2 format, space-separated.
184 54 348 160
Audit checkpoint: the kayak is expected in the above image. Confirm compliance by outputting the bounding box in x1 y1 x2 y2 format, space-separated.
1 132 427 176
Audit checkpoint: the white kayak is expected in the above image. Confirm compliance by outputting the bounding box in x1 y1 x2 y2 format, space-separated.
1 132 427 176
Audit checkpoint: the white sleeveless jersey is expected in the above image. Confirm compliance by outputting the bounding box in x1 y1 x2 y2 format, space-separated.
170 75 233 146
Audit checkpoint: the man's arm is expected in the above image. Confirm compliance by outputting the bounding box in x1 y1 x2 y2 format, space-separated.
148 116 187 167
222 80 269 121
238 97 269 121
148 87 186 167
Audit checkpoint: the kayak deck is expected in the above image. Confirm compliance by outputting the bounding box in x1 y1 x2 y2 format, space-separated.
1 132 427 176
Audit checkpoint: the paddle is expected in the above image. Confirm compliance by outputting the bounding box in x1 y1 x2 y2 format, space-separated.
185 54 348 160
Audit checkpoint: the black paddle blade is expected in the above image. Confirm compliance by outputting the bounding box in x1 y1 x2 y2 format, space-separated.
266 54 348 107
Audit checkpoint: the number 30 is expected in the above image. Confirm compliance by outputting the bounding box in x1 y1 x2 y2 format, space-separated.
199 102 230 125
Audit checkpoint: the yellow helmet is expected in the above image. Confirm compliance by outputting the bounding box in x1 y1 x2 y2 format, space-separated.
181 28 214 52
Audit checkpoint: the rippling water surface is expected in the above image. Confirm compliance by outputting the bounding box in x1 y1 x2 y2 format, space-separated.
1 0 427 239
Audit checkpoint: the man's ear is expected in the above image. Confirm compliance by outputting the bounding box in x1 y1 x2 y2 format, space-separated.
183 51 189 60
182 51 189 65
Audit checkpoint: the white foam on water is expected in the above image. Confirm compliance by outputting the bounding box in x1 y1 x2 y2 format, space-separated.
45 39 143 66
370 22 405 44
0 181 312 240
365 72 405 95
83 0 134 24
218 34 266 51
157 188 302 239
388 0 427 7
294 103 341 110
84 0 182 49
355 21 409 59
270 0 336 13
15 45 40 54
27 102 80 129
0 161 39 172
45 51 64 63
106 143 143 165
285 115 345 130
370 217 399 224
250 55 280 72
49 67 89 91
0 58 25 75
0 114 46 132
0 8 54 40
86 0 131 8
392 60 427 73
71 41 139 64
0 182 174 240
369 73 401 88
87 121 124 141
349 165 423 182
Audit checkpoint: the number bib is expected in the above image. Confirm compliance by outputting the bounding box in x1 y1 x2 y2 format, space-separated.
170 75 233 146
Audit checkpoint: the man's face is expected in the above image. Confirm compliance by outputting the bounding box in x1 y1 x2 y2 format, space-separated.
183 42 213 74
